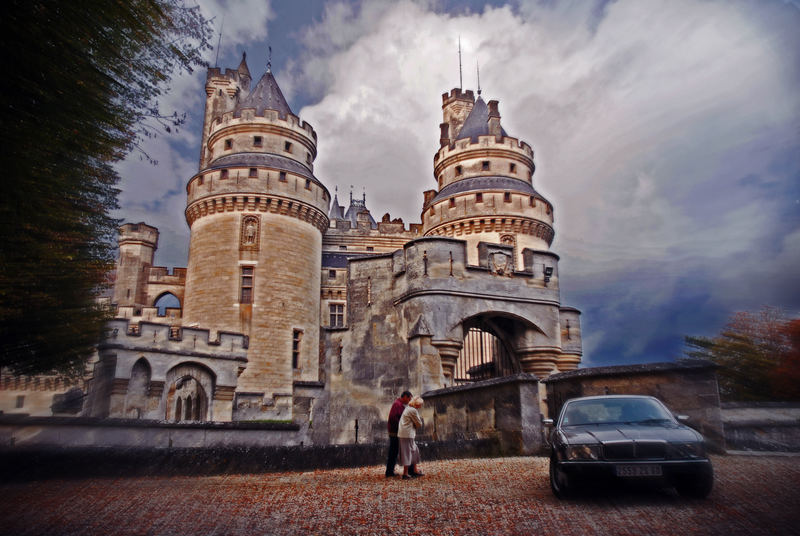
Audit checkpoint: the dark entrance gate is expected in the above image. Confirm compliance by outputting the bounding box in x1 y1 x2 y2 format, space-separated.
454 317 518 384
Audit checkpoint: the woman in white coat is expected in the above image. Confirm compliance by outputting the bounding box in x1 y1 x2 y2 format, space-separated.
397 396 424 479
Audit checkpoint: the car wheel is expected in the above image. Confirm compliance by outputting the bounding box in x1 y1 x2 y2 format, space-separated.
675 465 714 499
549 455 574 499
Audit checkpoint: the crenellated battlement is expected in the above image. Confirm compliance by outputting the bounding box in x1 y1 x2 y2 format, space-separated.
118 222 159 247
434 134 533 166
209 109 317 142
442 88 476 106
102 319 249 359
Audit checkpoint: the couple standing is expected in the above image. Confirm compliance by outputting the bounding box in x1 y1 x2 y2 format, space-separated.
385 390 425 479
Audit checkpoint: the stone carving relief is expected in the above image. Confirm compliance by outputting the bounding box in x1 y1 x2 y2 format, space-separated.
240 215 260 250
490 251 512 276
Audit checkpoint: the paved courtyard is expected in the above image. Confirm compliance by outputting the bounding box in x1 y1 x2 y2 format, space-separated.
1 454 798 535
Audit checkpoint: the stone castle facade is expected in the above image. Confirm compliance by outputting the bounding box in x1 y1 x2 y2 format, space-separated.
6 54 583 444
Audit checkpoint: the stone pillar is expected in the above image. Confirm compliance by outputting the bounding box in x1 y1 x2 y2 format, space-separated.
108 378 129 418
432 340 462 386
212 385 235 422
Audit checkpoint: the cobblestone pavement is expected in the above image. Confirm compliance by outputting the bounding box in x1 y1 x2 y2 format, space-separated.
1 455 799 536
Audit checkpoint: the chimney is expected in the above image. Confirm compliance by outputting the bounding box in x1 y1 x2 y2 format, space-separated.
488 100 501 138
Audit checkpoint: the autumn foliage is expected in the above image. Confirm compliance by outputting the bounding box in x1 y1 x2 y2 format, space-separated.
685 307 800 401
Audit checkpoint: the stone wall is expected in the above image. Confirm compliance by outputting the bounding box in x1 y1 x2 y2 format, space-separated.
543 360 725 452
422 374 545 455
721 402 800 452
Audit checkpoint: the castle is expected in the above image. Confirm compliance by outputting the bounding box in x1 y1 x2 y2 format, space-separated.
4 54 583 445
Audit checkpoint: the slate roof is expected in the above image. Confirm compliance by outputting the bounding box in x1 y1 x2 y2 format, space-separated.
428 176 546 206
329 194 345 220
205 153 320 183
322 252 371 268
455 96 507 141
235 70 292 117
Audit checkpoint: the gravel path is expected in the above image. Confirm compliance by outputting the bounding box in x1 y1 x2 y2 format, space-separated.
1 455 798 535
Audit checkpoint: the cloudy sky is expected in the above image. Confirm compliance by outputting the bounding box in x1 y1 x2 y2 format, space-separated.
116 0 800 367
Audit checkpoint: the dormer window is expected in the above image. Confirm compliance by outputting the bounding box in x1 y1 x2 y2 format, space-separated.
224 139 232 150
249 168 257 178
253 136 262 147
482 161 490 171
284 141 292 153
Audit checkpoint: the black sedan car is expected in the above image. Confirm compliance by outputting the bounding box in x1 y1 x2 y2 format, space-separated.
546 395 713 499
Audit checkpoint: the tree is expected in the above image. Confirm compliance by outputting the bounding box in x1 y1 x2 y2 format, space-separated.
0 1 212 376
684 307 799 401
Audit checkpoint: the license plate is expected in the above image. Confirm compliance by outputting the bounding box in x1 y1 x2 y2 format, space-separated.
615 464 663 477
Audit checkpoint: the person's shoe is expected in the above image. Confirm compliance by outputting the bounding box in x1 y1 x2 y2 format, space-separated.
402 475 411 480
410 472 424 477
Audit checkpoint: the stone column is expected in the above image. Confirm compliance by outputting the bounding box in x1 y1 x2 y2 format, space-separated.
517 349 559 378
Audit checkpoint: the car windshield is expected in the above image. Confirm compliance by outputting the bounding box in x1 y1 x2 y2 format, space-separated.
560 398 674 426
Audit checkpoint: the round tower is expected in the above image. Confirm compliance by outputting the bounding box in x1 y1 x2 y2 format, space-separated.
422 88 554 270
182 56 330 416
113 222 158 308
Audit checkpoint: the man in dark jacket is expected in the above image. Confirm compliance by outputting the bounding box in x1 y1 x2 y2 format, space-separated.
385 390 412 477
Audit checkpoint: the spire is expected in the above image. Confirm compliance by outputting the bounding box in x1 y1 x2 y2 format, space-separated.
267 45 272 73
458 37 463 90
237 51 251 91
328 186 345 220
477 61 481 96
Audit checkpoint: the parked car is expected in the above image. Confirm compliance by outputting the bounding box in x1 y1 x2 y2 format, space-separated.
545 395 713 499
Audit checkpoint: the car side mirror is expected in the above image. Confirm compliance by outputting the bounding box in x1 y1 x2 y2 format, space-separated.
676 414 689 421
542 418 554 426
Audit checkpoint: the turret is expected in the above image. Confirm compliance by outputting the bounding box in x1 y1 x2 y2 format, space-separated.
422 87 554 272
183 56 330 419
112 223 158 308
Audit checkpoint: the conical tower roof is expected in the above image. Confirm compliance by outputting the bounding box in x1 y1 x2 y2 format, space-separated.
456 96 507 141
236 70 292 117
329 190 345 220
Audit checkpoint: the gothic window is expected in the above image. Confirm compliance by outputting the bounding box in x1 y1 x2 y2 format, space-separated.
249 168 257 178
329 304 344 327
154 293 180 316
292 330 303 368
253 136 262 147
240 266 254 304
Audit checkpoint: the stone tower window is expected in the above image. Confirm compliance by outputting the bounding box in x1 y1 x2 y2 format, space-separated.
530 196 536 207
253 136 262 147
305 179 311 190
292 329 303 368
279 171 287 182
224 139 232 150
221 169 229 180
248 168 257 178
306 152 312 163
476 192 483 203
509 163 516 173
240 266 254 304
455 165 462 176
449 198 455 208
482 161 490 171
15 395 24 408
284 141 292 153
504 192 511 203
328 269 336 279
329 304 344 327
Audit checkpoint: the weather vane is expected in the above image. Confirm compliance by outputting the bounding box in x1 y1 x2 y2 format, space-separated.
267 45 272 72
458 36 463 90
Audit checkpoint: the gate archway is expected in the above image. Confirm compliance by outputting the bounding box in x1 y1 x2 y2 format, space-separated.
454 316 520 384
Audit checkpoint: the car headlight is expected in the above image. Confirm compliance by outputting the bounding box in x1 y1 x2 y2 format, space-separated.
669 442 705 459
565 444 601 461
